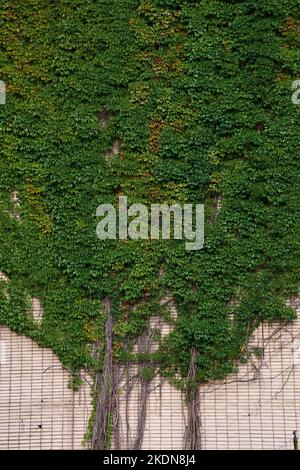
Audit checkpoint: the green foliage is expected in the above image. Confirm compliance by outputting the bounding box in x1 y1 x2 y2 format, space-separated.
0 0 300 393
140 366 156 381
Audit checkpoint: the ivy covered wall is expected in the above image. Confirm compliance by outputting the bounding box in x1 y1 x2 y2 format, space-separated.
0 0 299 448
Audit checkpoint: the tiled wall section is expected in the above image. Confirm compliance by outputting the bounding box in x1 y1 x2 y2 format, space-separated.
0 299 299 449
115 299 300 450
199 305 300 450
0 326 91 449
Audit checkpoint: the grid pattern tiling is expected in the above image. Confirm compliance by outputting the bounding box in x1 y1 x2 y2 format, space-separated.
0 301 300 449
0 326 91 449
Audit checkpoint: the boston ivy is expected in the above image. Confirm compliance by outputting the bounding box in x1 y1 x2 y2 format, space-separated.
0 0 299 398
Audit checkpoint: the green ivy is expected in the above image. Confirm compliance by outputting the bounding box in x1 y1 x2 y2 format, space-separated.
0 0 300 394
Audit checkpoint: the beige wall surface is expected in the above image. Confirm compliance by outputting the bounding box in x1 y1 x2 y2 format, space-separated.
0 298 299 450
113 299 300 450
0 326 91 449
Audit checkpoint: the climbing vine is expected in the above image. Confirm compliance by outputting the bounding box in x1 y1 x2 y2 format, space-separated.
0 0 300 449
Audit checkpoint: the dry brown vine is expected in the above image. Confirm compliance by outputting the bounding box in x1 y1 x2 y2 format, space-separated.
91 297 114 449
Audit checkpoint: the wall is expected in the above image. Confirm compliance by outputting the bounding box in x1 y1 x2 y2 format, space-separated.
0 326 91 449
0 298 299 450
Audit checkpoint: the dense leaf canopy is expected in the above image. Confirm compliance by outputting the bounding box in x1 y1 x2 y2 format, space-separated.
0 0 300 391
